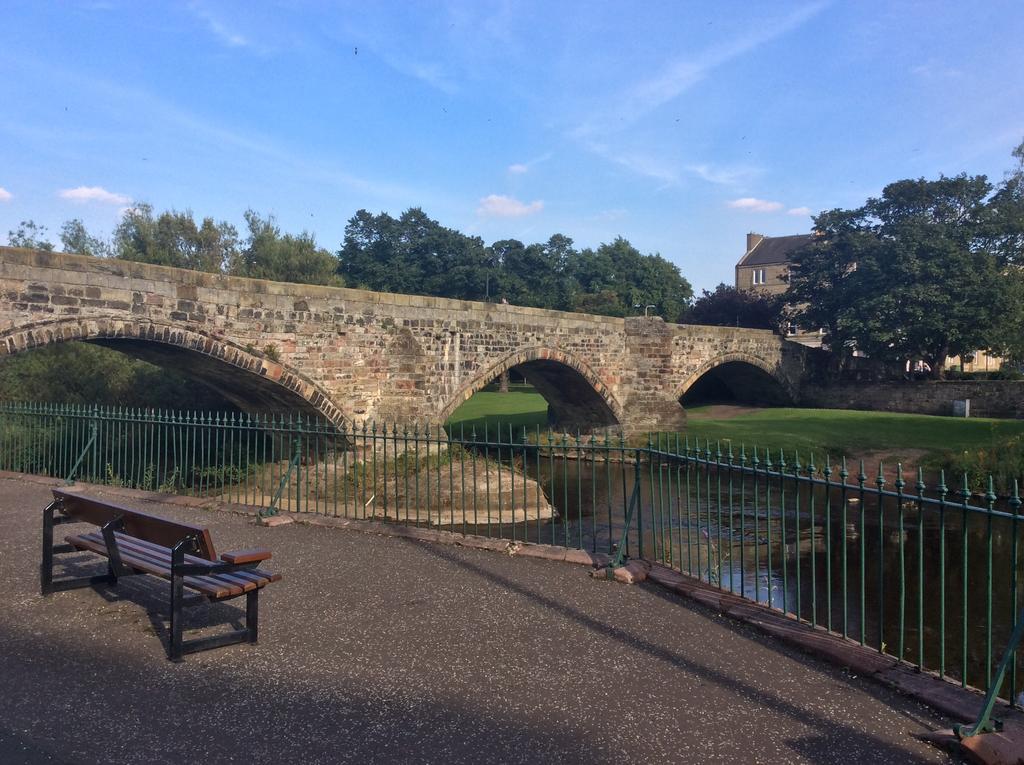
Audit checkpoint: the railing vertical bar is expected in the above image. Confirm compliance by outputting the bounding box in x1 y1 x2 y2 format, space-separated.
962 473 971 688
896 462 906 662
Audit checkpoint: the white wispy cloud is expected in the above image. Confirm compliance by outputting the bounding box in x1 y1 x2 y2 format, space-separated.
571 3 827 185
728 197 783 212
58 186 131 205
579 138 679 185
688 163 763 187
477 194 544 218
576 2 828 140
591 208 627 222
787 206 812 216
0 187 12 202
189 2 252 49
507 152 553 175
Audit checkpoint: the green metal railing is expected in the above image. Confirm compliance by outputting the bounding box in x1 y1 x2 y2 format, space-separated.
1 401 1021 725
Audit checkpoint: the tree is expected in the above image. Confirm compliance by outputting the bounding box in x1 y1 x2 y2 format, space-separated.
60 218 110 257
113 203 238 272
7 220 54 251
498 235 578 310
982 139 1024 362
683 283 783 329
788 174 1009 378
573 238 692 321
231 210 341 286
341 209 695 319
339 208 488 298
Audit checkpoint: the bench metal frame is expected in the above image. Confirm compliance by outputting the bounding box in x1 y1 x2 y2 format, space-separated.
42 500 264 662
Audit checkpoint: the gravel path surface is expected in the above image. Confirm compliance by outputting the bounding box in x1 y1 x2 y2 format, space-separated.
0 478 956 764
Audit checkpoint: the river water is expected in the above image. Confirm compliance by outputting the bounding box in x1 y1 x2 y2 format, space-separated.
503 453 1024 697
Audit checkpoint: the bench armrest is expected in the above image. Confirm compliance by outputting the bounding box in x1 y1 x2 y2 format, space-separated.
220 548 272 564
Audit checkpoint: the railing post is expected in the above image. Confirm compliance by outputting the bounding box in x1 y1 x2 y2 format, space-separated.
955 607 1024 738
64 412 98 485
264 431 302 518
608 458 644 576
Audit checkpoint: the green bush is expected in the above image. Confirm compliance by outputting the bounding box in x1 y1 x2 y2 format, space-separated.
925 435 1024 495
944 367 1024 381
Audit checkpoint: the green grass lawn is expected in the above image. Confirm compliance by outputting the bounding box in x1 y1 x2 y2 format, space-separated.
680 405 1024 459
445 386 550 437
447 389 1024 460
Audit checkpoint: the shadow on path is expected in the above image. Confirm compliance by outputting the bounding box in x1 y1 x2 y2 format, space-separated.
403 537 945 764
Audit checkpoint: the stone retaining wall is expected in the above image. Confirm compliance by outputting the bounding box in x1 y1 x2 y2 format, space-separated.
802 380 1024 418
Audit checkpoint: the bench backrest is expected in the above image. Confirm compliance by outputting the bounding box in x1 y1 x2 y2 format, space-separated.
52 489 217 561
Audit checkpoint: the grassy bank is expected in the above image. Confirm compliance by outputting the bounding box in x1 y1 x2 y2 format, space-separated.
680 405 1024 458
447 389 1024 470
446 385 549 436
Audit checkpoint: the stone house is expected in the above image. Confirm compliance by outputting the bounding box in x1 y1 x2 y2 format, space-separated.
734 232 812 297
734 232 822 347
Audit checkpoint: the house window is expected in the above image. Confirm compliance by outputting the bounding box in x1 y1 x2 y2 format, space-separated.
752 268 766 285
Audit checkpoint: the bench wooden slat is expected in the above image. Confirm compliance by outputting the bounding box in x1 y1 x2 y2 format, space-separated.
103 533 280 589
100 534 258 596
68 532 280 600
67 534 240 599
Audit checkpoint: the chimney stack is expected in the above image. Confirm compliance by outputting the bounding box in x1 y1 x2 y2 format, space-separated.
746 232 764 253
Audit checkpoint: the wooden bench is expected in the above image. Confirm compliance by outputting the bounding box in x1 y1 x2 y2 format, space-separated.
41 488 281 661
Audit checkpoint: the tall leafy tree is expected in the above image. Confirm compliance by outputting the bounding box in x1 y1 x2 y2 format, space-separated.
574 238 692 321
684 283 783 329
339 208 489 298
983 139 1024 362
113 203 238 272
232 210 341 286
60 218 110 257
497 235 578 309
7 220 54 251
788 174 1009 377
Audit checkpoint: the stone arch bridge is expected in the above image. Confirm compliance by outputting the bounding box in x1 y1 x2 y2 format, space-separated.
0 248 816 434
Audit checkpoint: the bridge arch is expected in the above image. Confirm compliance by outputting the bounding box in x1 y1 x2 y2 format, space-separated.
439 347 623 432
677 351 795 406
0 316 347 423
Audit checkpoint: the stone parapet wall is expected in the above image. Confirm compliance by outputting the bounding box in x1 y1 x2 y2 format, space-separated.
802 380 1024 419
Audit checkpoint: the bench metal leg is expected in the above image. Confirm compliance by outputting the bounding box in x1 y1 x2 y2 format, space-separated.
169 572 185 662
166 589 263 661
42 502 117 595
41 501 56 595
246 590 259 644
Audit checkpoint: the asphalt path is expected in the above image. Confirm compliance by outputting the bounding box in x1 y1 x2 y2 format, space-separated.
0 478 956 764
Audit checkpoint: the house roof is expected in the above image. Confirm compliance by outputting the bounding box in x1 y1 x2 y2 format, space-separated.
738 234 813 267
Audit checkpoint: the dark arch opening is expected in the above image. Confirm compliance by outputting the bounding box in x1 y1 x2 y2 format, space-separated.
91 339 327 418
513 360 618 432
0 338 327 421
445 358 620 435
680 361 792 407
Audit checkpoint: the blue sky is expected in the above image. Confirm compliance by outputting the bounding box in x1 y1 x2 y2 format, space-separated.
1 1 1022 293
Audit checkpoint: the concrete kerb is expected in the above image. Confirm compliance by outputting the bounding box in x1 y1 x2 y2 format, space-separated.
6 470 1023 762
